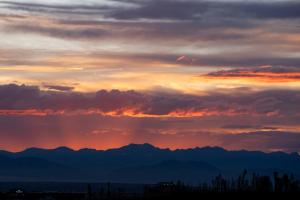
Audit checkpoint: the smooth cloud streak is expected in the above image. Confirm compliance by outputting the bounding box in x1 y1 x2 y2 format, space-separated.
203 66 300 82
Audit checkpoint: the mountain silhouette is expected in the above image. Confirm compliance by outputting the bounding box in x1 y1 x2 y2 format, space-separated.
0 144 299 183
0 155 79 181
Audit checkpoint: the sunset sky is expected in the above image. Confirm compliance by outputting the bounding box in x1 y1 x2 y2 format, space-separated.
0 0 300 152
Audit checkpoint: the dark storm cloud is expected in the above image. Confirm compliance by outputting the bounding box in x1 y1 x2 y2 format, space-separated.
1 84 300 118
109 0 300 20
2 0 300 45
3 20 256 44
2 0 300 21
0 1 112 15
6 24 108 40
1 1 299 69
3 19 299 68
0 84 145 111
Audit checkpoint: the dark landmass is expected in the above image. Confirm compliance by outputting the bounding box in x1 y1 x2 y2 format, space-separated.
0 171 299 200
0 144 299 183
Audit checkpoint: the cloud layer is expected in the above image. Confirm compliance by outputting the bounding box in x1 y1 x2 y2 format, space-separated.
204 66 300 82
1 84 300 118
0 1 299 152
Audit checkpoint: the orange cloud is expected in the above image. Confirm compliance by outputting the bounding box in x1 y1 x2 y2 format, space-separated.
0 109 64 116
202 66 300 83
0 84 297 120
0 108 276 118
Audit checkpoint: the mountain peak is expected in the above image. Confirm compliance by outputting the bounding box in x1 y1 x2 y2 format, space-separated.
22 146 74 154
119 143 158 151
22 147 46 153
200 146 226 152
53 146 74 152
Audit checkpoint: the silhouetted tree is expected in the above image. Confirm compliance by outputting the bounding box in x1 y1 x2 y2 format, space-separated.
87 184 92 200
107 182 111 197
256 176 273 192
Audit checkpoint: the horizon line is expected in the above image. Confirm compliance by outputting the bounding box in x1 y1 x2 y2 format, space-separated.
1 143 299 155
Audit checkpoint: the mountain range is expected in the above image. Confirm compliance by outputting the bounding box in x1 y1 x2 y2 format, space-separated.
0 144 299 183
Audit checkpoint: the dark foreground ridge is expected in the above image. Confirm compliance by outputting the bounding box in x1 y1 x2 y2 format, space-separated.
0 171 300 199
